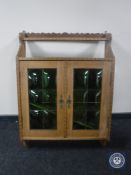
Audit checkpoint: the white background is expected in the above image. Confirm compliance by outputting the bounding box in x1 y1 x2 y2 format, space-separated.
0 0 131 115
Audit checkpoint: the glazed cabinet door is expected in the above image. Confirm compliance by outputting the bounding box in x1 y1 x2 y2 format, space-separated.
66 61 111 139
20 61 65 139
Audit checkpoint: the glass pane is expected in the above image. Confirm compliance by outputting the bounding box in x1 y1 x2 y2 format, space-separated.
28 69 57 129
73 69 102 130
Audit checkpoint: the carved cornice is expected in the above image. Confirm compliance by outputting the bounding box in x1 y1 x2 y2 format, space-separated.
19 32 112 41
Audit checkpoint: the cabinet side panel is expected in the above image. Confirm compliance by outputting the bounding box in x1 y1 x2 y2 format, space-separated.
107 60 115 141
16 59 23 142
99 62 110 138
99 61 114 140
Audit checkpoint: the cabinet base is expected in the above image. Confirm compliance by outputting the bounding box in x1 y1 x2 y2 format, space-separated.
100 140 108 146
21 139 108 147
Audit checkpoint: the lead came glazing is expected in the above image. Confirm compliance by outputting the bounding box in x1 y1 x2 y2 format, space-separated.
28 69 57 129
73 69 103 130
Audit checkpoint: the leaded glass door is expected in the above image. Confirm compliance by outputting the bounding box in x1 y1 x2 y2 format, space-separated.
20 61 65 138
66 61 111 139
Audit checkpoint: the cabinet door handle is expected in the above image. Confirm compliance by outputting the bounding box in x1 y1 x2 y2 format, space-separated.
67 96 71 108
59 95 64 108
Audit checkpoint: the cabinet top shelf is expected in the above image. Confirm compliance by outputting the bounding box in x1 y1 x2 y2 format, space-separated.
17 32 115 61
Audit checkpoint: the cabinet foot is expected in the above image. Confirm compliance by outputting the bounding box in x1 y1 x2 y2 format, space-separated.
22 140 28 147
100 140 108 146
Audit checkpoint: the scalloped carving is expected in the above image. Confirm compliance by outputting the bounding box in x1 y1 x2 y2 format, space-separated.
19 32 112 41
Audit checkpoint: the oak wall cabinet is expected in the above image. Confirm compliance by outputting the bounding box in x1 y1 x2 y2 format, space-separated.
16 32 115 146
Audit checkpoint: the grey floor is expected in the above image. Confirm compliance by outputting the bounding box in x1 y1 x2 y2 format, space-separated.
0 118 131 175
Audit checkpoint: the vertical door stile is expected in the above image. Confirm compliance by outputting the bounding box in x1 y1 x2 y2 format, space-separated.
57 61 66 137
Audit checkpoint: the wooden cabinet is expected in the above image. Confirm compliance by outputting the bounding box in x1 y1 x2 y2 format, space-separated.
16 32 115 145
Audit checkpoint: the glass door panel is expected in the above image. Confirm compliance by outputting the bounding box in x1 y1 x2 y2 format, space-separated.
28 69 57 129
73 69 102 130
20 61 65 138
